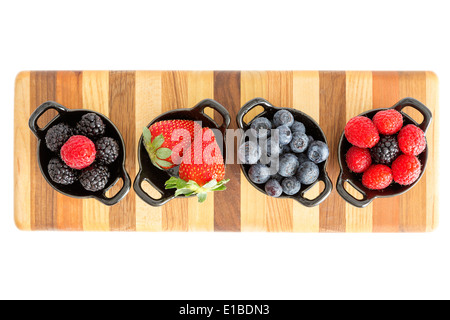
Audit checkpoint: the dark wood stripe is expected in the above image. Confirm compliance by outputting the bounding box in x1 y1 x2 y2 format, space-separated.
30 71 57 230
161 71 189 231
109 71 136 231
266 71 293 232
55 71 83 230
398 72 427 232
319 71 346 232
372 72 400 232
213 71 241 232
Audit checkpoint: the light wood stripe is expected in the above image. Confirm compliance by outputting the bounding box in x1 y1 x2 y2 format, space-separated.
266 71 293 232
319 71 347 232
135 71 163 232
109 71 136 231
398 72 427 232
345 71 373 232
14 72 31 230
425 72 439 232
161 71 189 231
292 71 320 232
372 72 400 232
30 71 57 230
186 71 215 231
240 71 268 231
56 71 84 231
81 71 110 231
213 71 241 232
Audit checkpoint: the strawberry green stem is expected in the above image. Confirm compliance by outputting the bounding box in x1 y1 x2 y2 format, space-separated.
165 177 230 203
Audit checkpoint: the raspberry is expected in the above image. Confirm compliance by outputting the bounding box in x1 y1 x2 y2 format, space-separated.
345 116 380 148
345 146 372 173
60 135 96 170
372 109 403 135
391 154 421 186
362 164 393 190
397 124 426 156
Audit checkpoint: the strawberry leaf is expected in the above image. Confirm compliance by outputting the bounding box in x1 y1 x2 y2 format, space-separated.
197 192 207 203
143 127 152 144
202 179 218 189
156 158 173 168
212 185 227 191
175 188 194 197
152 134 165 149
156 148 172 160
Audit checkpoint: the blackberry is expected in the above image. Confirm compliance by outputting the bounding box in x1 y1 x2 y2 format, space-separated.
48 157 77 185
45 123 73 152
79 165 110 192
95 137 119 164
75 113 105 138
370 135 400 165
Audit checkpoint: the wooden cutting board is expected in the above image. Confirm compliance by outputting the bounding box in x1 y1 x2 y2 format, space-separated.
14 71 439 232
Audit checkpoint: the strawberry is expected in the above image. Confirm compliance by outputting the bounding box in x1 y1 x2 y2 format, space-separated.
165 127 229 203
142 120 201 170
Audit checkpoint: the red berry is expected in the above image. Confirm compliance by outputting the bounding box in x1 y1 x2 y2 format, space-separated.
60 135 96 170
397 124 426 156
345 116 380 148
345 146 372 173
362 164 393 190
391 154 421 186
372 109 403 135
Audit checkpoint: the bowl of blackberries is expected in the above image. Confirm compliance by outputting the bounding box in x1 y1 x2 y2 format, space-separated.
28 101 131 205
337 97 432 208
236 98 332 207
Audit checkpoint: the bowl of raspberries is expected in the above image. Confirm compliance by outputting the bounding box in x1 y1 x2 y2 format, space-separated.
28 101 131 205
134 99 231 207
337 97 432 208
236 98 332 207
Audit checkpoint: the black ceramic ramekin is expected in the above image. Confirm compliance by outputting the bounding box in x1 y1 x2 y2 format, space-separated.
236 98 332 207
133 99 231 207
336 97 432 208
28 101 131 206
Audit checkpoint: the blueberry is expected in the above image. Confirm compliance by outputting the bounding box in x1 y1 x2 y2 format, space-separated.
308 135 314 145
307 141 329 164
248 163 271 184
262 137 281 158
271 173 284 183
296 161 319 185
250 117 272 139
281 177 301 195
297 153 309 164
291 121 306 134
278 153 300 177
273 110 295 127
238 141 261 164
280 144 291 154
276 125 292 146
290 132 309 153
265 179 283 197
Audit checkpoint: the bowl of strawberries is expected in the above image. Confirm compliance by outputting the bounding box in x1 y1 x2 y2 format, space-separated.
337 97 432 208
28 101 131 205
133 99 231 206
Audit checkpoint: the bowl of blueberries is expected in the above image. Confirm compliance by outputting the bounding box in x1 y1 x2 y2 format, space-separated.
236 98 332 207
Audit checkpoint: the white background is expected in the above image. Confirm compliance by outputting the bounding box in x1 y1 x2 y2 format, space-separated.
1 0 449 300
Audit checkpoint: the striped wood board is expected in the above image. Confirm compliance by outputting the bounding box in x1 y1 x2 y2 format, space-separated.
14 71 439 232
